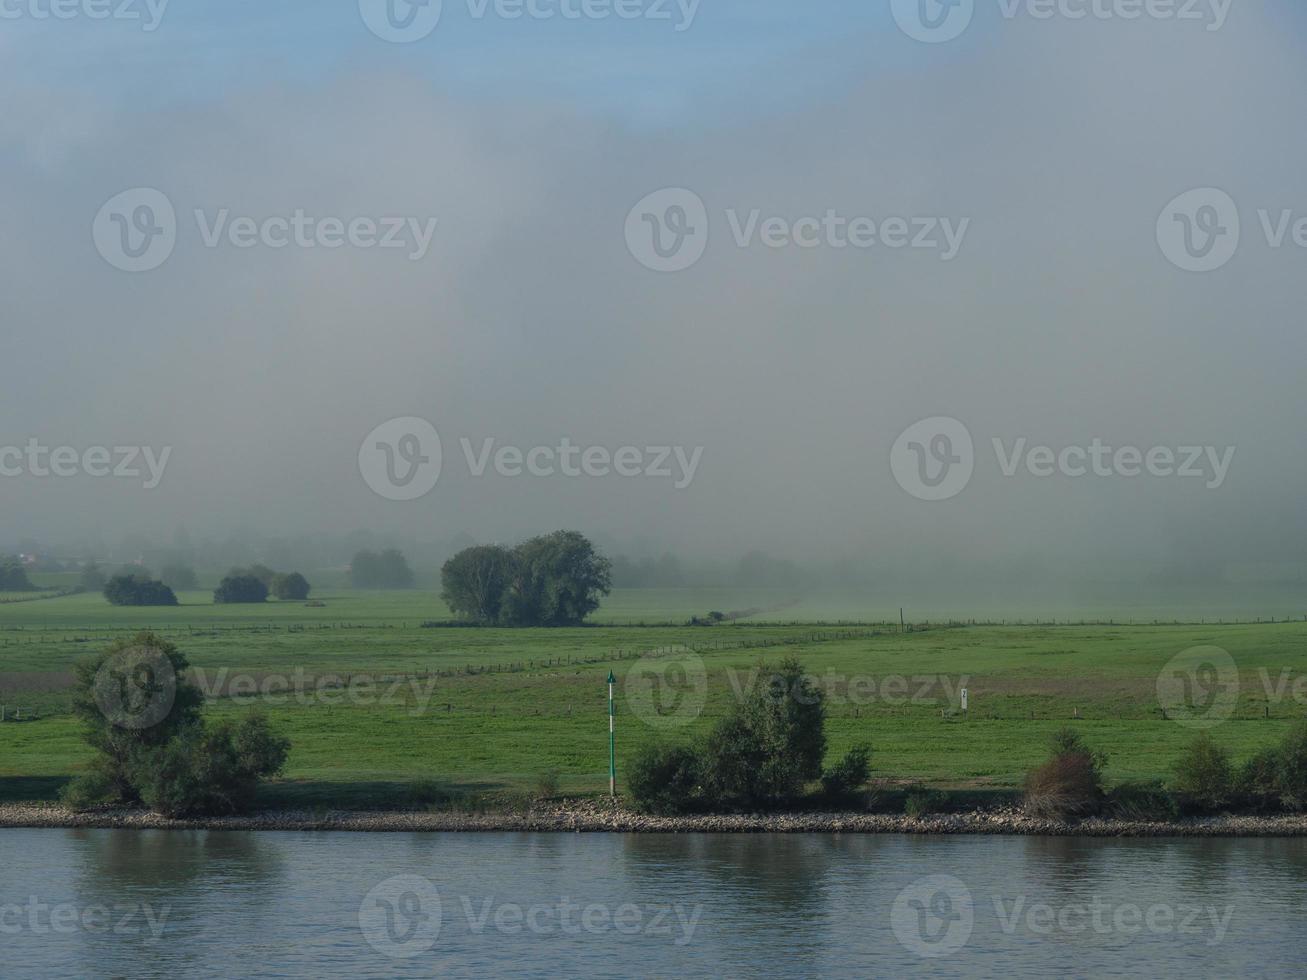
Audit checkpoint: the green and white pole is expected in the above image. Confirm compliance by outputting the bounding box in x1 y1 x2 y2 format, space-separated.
607 670 616 798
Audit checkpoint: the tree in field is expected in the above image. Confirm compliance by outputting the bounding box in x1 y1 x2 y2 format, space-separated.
272 572 311 601
103 573 179 607
64 631 289 816
0 557 36 592
439 532 612 626
350 549 415 589
159 564 199 591
502 531 612 626
441 545 516 623
213 573 268 604
66 632 205 804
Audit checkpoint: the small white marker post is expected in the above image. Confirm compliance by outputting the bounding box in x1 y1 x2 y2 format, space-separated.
607 671 617 798
961 688 969 717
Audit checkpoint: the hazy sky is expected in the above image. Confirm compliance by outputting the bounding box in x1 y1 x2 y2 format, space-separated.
2 1 1305 578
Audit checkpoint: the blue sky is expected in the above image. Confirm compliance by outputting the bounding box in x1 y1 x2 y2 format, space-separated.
5 0 903 123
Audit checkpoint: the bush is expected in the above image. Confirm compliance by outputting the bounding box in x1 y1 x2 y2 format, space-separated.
408 779 457 809
59 768 119 811
213 574 268 604
627 742 705 815
1107 781 1179 822
272 572 311 601
821 744 872 804
1237 746 1283 812
131 714 290 818
1023 728 1107 820
1275 721 1307 812
103 574 178 607
904 787 946 819
1172 734 1234 813
701 658 827 810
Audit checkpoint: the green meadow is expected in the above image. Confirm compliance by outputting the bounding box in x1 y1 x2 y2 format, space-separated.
2 585 1306 807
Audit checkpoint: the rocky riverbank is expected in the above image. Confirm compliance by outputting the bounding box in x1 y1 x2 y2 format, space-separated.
4 800 1307 836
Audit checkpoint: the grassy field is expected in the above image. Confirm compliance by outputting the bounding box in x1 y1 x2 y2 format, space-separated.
2 586 1306 807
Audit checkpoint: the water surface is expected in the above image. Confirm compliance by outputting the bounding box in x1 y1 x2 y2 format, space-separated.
1 830 1303 977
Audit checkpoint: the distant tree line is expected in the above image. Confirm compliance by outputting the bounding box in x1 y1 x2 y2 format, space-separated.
350 549 415 589
441 531 612 627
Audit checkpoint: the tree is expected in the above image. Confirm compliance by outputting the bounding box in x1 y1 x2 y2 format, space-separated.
503 531 612 626
1172 733 1234 813
132 714 290 818
159 564 199 591
64 632 205 805
213 573 268 604
0 557 36 592
103 573 179 607
350 549 415 589
441 546 516 623
63 632 288 816
702 657 827 809
272 572 311 601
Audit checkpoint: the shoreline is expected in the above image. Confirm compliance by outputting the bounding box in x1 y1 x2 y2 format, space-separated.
3 801 1307 837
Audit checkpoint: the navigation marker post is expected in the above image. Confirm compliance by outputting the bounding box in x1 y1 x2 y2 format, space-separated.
607 671 617 798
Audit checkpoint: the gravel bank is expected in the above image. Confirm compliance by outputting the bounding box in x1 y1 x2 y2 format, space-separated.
3 801 1307 837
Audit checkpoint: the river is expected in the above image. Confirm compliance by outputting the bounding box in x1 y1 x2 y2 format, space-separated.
1 830 1303 977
